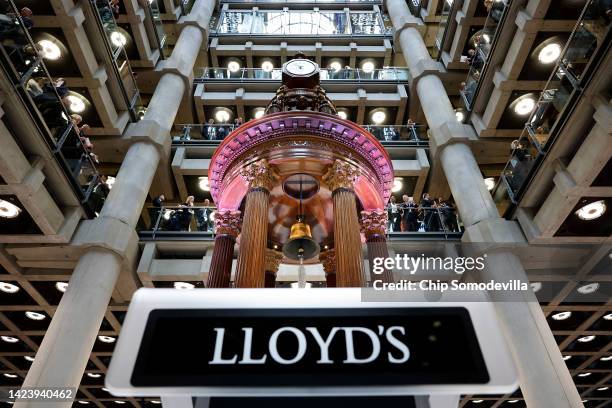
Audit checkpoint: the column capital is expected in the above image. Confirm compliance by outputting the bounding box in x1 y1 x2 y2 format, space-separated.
241 159 279 192
360 210 388 239
320 249 336 275
214 210 242 238
322 160 360 192
265 249 284 273
428 121 477 158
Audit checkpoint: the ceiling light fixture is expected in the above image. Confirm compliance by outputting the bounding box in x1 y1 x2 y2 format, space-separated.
198 176 210 191
484 177 495 191
392 178 403 193
600 356 612 361
110 31 127 48
227 60 241 73
337 110 348 120
455 111 465 122
24 356 35 362
214 109 231 123
77 402 90 405
0 199 22 219
563 355 572 361
3 373 17 378
513 96 536 115
577 372 592 377
0 282 19 293
597 387 609 391
538 43 562 64
174 281 195 290
86 373 102 378
361 60 375 73
530 282 542 292
329 61 342 72
65 95 86 113
97 335 116 343
1 336 19 343
551 311 572 321
25 311 46 321
507 401 519 404
253 108 265 119
577 335 595 343
575 200 606 221
37 39 62 60
55 282 68 293
577 282 599 295
371 110 386 125
261 60 274 72
603 313 612 320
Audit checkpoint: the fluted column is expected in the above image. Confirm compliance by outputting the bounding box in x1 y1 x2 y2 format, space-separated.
234 159 278 288
320 249 337 288
264 249 283 288
206 211 241 288
361 210 393 284
322 160 365 287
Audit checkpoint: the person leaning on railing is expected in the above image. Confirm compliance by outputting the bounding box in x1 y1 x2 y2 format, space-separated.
195 199 215 232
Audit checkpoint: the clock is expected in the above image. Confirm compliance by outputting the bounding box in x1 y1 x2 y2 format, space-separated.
282 58 320 89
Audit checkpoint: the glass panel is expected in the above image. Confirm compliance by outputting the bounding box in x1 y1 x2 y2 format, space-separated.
148 0 166 49
218 11 253 34
503 137 540 198
350 12 383 35
435 0 453 49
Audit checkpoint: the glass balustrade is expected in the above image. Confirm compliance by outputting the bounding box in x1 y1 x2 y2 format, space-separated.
215 9 389 36
198 67 411 82
172 124 428 145
147 0 167 50
435 0 454 51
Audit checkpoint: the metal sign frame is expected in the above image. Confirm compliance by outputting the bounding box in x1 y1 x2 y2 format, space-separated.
106 288 518 397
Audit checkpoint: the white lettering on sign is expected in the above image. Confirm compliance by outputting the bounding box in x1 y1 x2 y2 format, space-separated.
208 326 410 365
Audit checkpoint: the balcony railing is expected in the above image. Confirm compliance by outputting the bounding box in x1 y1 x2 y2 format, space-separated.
196 67 411 83
171 124 429 146
491 0 611 216
139 205 463 240
0 0 106 216
213 10 391 36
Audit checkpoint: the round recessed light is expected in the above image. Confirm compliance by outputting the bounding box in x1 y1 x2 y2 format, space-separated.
472 401 484 404
577 282 599 295
174 281 195 290
538 43 562 64
24 356 35 362
261 60 274 72
25 311 46 321
361 60 375 73
455 111 465 122
575 200 606 221
214 109 231 123
392 178 403 193
371 110 386 125
577 372 592 377
227 60 241 73
114 401 127 404
3 373 18 378
603 313 612 320
55 282 68 293
513 96 536 115
0 282 19 293
507 401 519 404
151 401 162 405
253 108 265 119
65 95 86 113
552 311 572 321
337 110 348 120
0 199 22 219
530 282 542 292
600 356 612 361
77 402 90 405
37 39 62 60
577 335 596 343
110 31 127 48
329 61 342 72
563 355 572 361
198 176 210 191
86 373 102 378
102 387 109 392
97 335 116 343
484 177 495 191
597 386 609 391
1 336 18 343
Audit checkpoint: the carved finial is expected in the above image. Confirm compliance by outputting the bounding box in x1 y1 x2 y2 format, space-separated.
322 160 360 192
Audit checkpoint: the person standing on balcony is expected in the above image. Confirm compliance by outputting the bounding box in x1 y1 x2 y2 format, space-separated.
400 195 418 232
150 194 165 230
421 193 435 231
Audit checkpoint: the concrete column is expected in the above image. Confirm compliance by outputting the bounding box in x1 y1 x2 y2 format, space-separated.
234 160 278 288
323 160 365 287
16 1 217 403
361 210 393 284
206 211 240 288
385 1 584 406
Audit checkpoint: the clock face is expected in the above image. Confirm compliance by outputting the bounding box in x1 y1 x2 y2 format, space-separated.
284 59 317 76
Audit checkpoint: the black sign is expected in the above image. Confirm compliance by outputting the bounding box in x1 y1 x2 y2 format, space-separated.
131 307 489 387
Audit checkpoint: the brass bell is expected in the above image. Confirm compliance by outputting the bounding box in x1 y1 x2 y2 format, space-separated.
283 221 320 261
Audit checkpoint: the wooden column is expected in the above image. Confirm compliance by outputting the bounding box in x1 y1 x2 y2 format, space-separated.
320 249 337 288
322 160 365 287
264 249 283 288
361 209 394 284
234 159 278 288
206 210 241 288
